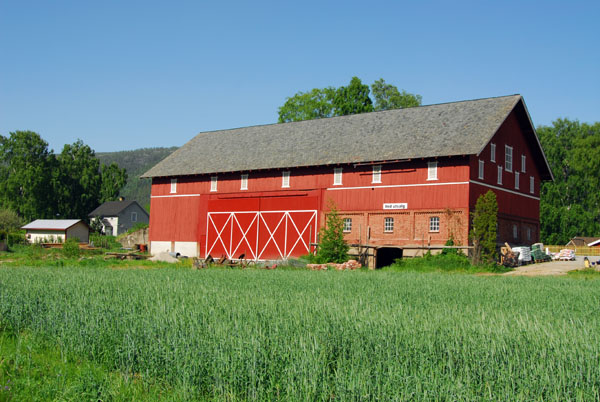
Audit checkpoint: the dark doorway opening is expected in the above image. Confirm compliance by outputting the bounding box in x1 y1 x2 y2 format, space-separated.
376 247 403 268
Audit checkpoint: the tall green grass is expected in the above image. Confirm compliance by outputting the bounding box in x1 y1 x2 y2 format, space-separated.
0 266 598 400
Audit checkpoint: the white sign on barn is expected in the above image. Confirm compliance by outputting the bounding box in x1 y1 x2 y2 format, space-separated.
383 203 407 210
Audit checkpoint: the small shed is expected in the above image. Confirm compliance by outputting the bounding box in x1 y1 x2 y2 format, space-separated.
22 219 90 243
566 237 600 248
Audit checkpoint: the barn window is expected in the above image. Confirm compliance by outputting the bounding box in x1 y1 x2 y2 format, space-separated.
478 160 484 180
527 227 532 241
170 178 177 193
490 143 496 162
372 165 382 183
343 218 352 233
521 154 526 173
211 176 218 192
241 174 248 190
429 216 440 232
334 167 343 185
515 172 520 190
131 212 137 222
384 217 394 233
513 224 518 239
427 161 438 180
497 166 503 185
530 176 534 194
505 145 513 172
282 171 290 188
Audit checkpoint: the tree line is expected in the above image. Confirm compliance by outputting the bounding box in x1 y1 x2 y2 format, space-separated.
0 131 127 224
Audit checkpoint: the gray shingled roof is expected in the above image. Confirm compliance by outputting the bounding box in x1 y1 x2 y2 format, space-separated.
88 200 141 217
143 95 539 178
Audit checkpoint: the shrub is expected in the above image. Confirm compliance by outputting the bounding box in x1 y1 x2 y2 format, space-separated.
62 238 80 258
315 202 349 263
470 190 498 265
0 208 23 232
89 234 121 250
127 222 148 235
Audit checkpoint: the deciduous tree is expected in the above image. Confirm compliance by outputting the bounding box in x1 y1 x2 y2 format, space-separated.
371 78 422 111
538 119 600 244
100 163 128 203
278 77 423 123
278 87 336 123
332 76 373 116
0 131 56 220
54 140 102 219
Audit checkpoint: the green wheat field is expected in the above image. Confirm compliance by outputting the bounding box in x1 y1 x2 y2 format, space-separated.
0 266 598 400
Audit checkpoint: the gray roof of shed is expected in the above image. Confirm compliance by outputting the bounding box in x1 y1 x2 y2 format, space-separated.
22 219 83 230
143 95 550 179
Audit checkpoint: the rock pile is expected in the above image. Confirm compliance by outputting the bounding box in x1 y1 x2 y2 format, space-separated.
306 259 362 271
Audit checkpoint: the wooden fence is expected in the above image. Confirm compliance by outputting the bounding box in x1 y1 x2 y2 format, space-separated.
545 245 600 257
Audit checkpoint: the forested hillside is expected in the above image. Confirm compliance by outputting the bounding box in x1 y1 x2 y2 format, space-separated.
97 147 177 209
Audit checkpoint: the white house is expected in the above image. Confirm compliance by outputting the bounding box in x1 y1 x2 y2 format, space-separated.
22 219 90 244
88 200 149 236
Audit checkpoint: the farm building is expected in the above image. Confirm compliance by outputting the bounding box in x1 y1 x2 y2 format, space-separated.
88 199 149 236
142 95 553 266
566 237 600 248
22 219 89 244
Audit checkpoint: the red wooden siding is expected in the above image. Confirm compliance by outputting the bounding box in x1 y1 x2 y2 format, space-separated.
205 196 319 260
150 157 477 258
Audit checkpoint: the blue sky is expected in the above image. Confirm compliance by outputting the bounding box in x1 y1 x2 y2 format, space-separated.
1 0 598 152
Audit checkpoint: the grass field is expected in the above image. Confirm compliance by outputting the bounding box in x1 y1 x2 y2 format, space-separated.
0 265 599 400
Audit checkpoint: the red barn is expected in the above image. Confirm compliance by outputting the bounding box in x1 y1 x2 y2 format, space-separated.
142 95 553 266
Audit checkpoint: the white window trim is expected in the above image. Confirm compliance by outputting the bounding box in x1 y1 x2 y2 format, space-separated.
478 160 484 180
521 154 526 173
282 171 290 188
343 218 352 233
210 176 218 192
505 145 513 172
384 217 394 233
427 161 438 181
497 166 503 185
372 165 382 184
333 167 343 186
170 178 177 194
240 174 248 190
429 216 440 233
490 143 496 163
530 176 534 194
515 171 520 190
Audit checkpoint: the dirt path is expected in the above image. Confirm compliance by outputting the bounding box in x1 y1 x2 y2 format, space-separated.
503 256 589 276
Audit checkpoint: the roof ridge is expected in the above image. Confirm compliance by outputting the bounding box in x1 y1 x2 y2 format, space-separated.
188 94 522 138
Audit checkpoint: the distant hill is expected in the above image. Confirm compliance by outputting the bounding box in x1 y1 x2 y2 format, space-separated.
97 147 177 209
